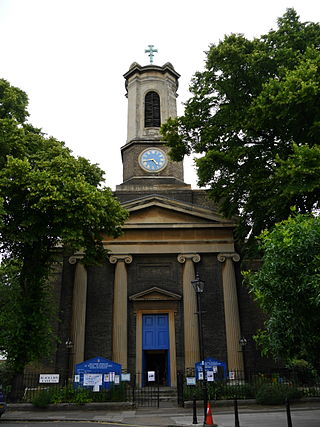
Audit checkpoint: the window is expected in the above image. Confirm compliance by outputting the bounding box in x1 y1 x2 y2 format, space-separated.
145 91 160 127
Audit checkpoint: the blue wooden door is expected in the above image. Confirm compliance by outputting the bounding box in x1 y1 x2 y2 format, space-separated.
142 314 169 350
142 314 170 385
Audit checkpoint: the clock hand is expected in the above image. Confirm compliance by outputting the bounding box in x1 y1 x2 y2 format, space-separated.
148 158 159 165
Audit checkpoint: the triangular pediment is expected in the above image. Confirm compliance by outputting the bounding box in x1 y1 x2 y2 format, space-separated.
129 286 181 301
122 195 235 227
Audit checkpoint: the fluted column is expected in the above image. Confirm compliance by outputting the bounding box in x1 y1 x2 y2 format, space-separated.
178 253 201 369
109 254 132 369
218 253 243 372
69 256 87 367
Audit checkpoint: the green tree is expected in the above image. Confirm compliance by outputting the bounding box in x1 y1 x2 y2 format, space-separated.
244 213 320 368
161 9 320 253
0 79 128 374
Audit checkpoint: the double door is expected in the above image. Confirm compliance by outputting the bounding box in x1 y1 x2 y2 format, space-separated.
142 314 170 386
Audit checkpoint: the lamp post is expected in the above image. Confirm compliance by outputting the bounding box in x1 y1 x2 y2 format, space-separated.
65 338 73 385
191 273 208 421
239 336 247 381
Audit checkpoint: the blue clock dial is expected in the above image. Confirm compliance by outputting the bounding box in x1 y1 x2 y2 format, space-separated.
139 148 167 172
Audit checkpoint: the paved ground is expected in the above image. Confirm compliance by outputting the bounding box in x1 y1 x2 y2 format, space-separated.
1 400 320 426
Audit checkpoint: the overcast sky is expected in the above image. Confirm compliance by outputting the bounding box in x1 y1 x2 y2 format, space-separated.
1 0 319 189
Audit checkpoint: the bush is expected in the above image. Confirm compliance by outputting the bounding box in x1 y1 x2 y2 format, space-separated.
303 386 320 397
30 384 126 405
184 381 255 401
49 386 75 404
220 384 255 400
255 384 303 405
49 386 93 404
31 390 52 408
72 388 92 404
90 383 126 402
0 363 15 397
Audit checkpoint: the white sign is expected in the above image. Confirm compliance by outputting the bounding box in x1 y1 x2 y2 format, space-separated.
74 375 80 383
198 371 203 380
121 373 131 382
39 374 60 384
83 373 103 387
207 371 214 382
148 371 155 382
114 375 120 384
229 371 235 380
186 377 196 386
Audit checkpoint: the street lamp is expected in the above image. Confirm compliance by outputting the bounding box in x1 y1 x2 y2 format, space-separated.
191 273 208 421
65 338 73 384
239 337 247 380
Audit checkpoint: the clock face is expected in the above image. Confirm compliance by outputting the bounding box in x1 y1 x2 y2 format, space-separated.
139 148 168 172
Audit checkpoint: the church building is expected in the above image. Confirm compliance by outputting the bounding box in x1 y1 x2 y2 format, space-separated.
53 59 266 386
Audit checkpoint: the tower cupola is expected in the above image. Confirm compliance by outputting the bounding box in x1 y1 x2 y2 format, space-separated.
117 62 189 190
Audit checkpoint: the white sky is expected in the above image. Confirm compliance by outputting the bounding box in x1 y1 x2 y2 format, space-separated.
1 0 319 189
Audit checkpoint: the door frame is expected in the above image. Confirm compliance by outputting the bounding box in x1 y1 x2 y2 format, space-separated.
136 309 177 386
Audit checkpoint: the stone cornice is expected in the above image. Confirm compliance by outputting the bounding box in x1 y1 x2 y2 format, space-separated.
124 63 180 87
121 195 236 225
129 286 181 301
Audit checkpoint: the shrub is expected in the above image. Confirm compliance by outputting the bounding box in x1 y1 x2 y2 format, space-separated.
220 384 255 400
303 386 320 397
0 363 14 397
255 384 303 405
32 384 126 404
184 381 255 401
50 386 75 403
73 388 92 404
31 390 52 408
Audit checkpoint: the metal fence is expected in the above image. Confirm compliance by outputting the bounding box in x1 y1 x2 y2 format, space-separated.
1 372 131 404
131 372 160 407
179 368 320 406
1 370 162 407
2 367 319 406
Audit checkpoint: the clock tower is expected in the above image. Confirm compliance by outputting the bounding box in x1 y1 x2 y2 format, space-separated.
116 61 190 190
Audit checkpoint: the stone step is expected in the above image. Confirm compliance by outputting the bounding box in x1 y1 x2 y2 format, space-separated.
135 387 178 402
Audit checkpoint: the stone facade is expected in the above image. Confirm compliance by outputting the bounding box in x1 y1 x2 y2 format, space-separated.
52 61 271 384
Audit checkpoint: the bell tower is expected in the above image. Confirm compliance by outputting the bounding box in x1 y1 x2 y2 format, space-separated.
116 61 190 190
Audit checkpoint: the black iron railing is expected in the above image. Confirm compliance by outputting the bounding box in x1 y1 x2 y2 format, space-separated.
179 368 320 406
1 367 319 406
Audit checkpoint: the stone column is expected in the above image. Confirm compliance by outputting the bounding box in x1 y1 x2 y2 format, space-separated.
109 255 132 370
69 256 87 367
177 253 201 369
217 253 243 372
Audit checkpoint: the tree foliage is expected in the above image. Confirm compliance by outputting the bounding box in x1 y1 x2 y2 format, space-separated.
244 213 320 368
0 78 128 372
161 9 320 252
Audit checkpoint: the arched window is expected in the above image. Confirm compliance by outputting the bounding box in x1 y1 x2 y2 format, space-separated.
145 91 160 127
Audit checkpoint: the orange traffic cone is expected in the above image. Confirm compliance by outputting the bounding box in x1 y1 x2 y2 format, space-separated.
204 401 218 426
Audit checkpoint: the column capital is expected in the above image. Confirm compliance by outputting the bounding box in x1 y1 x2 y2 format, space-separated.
177 253 201 264
68 254 84 264
109 254 133 264
217 253 240 263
